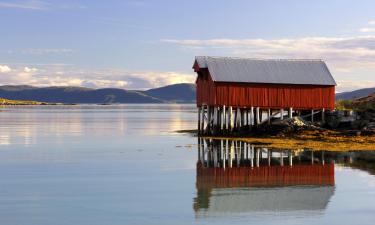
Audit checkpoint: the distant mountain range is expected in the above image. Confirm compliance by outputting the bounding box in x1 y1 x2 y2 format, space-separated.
0 83 196 104
336 87 375 100
1 83 374 104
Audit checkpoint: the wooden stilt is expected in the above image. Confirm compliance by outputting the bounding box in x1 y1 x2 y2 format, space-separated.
322 108 325 123
207 106 211 134
280 109 284 120
268 108 271 125
201 105 205 134
250 145 254 168
234 108 237 130
250 106 254 129
198 106 201 134
311 109 314 122
213 141 218 167
268 149 272 166
213 107 218 134
198 137 202 162
229 106 233 132
238 142 241 162
246 109 249 127
256 107 260 125
236 108 241 129
223 139 227 169
241 109 245 129
229 141 233 168
289 151 293 166
222 105 226 131
289 107 293 119
217 107 221 132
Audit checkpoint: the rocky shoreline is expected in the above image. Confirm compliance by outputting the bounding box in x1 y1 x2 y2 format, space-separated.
181 116 375 151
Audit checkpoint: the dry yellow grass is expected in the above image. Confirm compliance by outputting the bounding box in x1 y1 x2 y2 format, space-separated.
204 130 375 151
0 98 47 105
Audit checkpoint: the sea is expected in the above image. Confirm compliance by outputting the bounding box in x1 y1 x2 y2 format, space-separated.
0 104 374 225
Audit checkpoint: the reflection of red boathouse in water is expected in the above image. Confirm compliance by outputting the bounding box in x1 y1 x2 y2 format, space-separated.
196 163 334 188
194 139 335 215
193 56 337 135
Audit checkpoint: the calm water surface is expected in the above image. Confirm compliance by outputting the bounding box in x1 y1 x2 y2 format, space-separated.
0 104 375 225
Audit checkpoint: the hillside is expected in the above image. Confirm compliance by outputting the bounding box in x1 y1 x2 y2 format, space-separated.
336 87 375 100
0 83 196 104
2 84 375 104
143 83 196 103
352 92 375 111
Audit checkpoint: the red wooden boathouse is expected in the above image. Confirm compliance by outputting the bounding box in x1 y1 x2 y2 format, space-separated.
193 56 336 134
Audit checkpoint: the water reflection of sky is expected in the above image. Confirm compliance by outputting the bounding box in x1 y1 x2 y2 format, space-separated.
0 105 375 225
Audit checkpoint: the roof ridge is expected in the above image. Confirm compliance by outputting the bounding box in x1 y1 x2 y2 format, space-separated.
196 56 324 62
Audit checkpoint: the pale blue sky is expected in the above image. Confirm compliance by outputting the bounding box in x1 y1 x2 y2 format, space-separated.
0 0 375 91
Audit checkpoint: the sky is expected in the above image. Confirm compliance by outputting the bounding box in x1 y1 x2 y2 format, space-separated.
0 0 375 92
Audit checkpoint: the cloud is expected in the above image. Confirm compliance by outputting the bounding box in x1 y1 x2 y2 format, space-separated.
357 20 375 33
127 71 195 89
0 0 86 10
162 35 375 91
21 48 74 55
124 0 151 7
0 65 11 73
162 36 375 69
359 28 375 33
0 65 195 89
0 0 47 10
336 80 375 92
23 67 38 73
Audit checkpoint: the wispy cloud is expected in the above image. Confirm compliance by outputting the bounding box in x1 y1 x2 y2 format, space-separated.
124 0 151 7
94 17 152 30
162 35 375 91
0 0 47 10
337 80 375 92
162 36 375 69
20 48 74 55
0 0 86 10
358 20 375 33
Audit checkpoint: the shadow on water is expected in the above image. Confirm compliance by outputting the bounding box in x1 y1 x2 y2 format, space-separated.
193 138 375 217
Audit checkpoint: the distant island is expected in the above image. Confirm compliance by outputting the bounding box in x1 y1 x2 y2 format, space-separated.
0 83 196 104
0 98 49 105
1 83 375 105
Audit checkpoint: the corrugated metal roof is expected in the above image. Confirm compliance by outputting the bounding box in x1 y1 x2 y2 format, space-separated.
195 56 336 86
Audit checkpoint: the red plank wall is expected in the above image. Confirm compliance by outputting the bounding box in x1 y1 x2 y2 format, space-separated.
196 72 335 110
